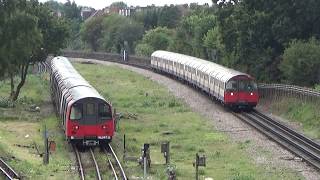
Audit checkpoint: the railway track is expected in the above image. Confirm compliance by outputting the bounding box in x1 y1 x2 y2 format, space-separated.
233 110 320 170
73 145 102 180
73 144 127 180
0 157 20 180
104 144 127 180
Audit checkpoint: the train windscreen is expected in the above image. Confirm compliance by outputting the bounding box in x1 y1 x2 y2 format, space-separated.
70 104 82 120
98 103 112 120
226 80 257 92
238 80 257 91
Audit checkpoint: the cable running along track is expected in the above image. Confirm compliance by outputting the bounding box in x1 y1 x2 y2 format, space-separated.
233 110 320 170
0 157 20 180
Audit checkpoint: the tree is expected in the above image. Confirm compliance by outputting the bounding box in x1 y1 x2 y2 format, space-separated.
133 6 159 29
172 9 217 59
44 0 63 12
135 27 175 56
203 27 224 61
102 14 144 54
0 0 69 101
135 43 154 57
64 0 81 20
80 16 104 51
1 0 42 100
213 0 320 81
280 38 320 86
110 1 127 9
158 5 181 28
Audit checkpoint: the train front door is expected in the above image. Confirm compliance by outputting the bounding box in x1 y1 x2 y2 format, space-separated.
83 102 98 135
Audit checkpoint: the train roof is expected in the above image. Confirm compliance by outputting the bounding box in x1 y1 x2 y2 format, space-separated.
63 77 92 89
51 56 109 103
68 86 105 101
151 50 252 82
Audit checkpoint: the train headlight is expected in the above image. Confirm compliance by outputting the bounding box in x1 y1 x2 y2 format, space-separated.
102 125 107 129
231 92 234 96
73 125 79 130
250 92 253 96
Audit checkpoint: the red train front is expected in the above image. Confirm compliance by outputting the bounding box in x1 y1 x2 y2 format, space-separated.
66 96 114 146
224 75 259 109
50 56 114 146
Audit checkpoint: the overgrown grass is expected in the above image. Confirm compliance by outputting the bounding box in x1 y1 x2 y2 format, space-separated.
74 62 302 179
0 74 50 104
268 97 320 139
0 74 75 179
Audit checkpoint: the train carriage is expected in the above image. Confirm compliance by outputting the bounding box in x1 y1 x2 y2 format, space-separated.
151 51 259 109
50 56 114 146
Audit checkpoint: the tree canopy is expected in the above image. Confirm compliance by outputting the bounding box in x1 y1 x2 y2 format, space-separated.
0 0 69 101
110 1 127 9
135 27 175 56
75 1 320 86
280 38 320 86
81 14 144 53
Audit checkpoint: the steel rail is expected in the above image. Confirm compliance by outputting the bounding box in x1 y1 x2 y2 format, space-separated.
106 144 127 180
72 145 85 180
234 111 320 170
252 110 320 152
0 158 20 180
106 155 118 180
89 148 102 180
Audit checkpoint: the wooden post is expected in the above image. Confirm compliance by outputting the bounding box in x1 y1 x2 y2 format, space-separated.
43 125 49 165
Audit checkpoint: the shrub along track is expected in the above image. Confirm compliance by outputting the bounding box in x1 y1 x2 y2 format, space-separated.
70 57 320 179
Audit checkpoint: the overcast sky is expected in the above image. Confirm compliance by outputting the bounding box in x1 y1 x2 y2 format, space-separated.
39 0 212 9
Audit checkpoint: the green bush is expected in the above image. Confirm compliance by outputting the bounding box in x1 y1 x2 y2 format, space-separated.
280 38 320 86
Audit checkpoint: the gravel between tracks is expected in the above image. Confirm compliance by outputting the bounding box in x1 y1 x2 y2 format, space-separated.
71 58 320 180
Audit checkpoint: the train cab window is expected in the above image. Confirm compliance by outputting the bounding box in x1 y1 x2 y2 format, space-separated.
86 103 95 115
226 80 237 91
70 104 82 120
99 104 112 119
238 80 257 91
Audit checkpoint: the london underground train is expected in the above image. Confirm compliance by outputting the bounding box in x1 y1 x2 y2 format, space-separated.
151 51 259 109
50 56 114 146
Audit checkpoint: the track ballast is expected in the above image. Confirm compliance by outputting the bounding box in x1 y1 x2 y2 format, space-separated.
233 110 320 170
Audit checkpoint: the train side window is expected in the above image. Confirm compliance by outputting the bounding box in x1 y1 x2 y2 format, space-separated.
70 104 82 120
99 103 112 119
86 103 95 116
